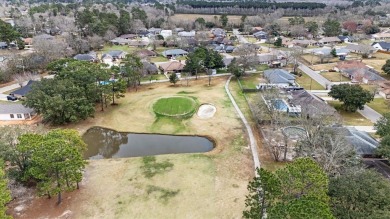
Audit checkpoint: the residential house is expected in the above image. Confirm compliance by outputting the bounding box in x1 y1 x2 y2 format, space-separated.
23 38 32 45
253 31 267 43
160 30 173 39
148 28 162 35
0 103 35 121
74 53 96 62
211 28 226 37
105 50 127 59
338 36 353 43
317 37 342 45
135 49 157 59
334 60 385 84
110 37 131 45
291 39 317 48
175 28 184 33
372 32 390 40
258 54 284 66
128 40 149 48
142 61 158 75
289 89 337 118
138 30 150 37
251 27 263 34
225 46 235 53
0 42 7 49
263 69 295 87
11 80 37 98
101 54 113 66
378 81 390 99
312 47 350 57
346 44 375 55
119 34 137 40
159 61 185 73
336 127 379 156
162 49 188 58
371 42 390 51
178 31 196 38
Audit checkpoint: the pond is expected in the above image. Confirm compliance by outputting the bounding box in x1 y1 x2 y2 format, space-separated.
82 127 214 159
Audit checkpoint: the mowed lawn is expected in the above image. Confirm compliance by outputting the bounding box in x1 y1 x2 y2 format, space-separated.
239 73 262 89
328 101 373 126
366 98 390 115
295 72 325 90
153 97 197 116
320 72 350 82
102 44 139 54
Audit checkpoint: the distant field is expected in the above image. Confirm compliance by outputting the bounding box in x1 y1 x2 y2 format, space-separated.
172 14 254 24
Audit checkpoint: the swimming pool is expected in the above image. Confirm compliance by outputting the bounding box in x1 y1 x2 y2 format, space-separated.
272 99 288 111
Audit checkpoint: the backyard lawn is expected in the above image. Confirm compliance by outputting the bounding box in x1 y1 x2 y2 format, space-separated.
328 101 373 126
102 44 138 54
239 73 263 89
301 54 339 65
295 72 325 90
150 56 169 62
366 98 390 115
320 72 350 82
310 63 336 71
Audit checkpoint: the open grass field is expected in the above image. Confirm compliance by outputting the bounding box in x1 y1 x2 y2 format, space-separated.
366 98 390 115
310 63 336 71
295 72 325 90
320 72 350 82
153 96 197 117
238 73 263 89
12 77 259 219
328 101 373 126
362 59 386 72
172 14 254 25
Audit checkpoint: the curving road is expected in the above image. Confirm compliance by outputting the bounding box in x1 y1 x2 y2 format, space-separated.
225 76 261 172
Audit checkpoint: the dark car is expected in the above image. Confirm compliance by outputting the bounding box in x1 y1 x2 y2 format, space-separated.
7 94 17 101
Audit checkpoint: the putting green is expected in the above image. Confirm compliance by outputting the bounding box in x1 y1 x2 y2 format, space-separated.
153 96 197 117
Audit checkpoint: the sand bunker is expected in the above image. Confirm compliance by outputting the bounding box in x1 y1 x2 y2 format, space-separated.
197 104 217 119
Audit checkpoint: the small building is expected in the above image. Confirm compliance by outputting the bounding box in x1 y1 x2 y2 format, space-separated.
148 28 162 35
317 37 342 45
159 61 185 74
371 42 390 51
338 36 353 43
74 53 96 62
128 40 149 48
289 89 337 118
110 38 131 45
104 50 127 59
264 69 295 87
178 31 196 38
346 44 375 55
119 34 137 40
162 49 188 58
0 103 35 121
135 49 157 58
211 28 226 37
253 31 268 43
11 80 37 98
291 39 317 48
160 30 173 39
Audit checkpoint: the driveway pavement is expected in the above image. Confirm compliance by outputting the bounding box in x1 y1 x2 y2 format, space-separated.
233 29 249 44
298 63 331 89
358 105 382 124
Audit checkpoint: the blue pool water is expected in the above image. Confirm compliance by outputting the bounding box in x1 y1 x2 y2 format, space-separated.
272 99 288 111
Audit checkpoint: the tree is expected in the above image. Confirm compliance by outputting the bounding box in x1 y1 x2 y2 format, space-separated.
228 58 244 79
243 158 333 219
169 73 179 85
305 21 318 36
234 44 258 74
0 160 11 219
274 37 282 47
377 135 390 159
109 76 126 105
184 52 203 79
329 169 390 218
342 21 358 34
381 59 390 75
323 19 341 37
328 84 373 112
219 14 228 27
118 9 131 35
288 16 305 26
28 129 86 204
330 48 337 57
375 113 390 137
121 54 143 89
0 19 20 45
24 79 95 124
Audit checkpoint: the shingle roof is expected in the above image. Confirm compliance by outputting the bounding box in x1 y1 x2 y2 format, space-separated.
159 61 185 71
0 103 34 114
340 127 378 155
290 90 336 117
162 49 188 57
11 80 37 96
372 42 390 50
74 54 95 61
264 69 295 84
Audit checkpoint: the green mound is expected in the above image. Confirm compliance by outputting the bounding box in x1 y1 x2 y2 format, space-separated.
153 97 197 118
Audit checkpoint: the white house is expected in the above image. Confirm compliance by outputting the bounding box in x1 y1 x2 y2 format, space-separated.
0 103 35 121
371 42 390 51
160 30 173 39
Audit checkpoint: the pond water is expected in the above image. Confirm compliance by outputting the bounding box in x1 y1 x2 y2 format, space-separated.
82 127 214 159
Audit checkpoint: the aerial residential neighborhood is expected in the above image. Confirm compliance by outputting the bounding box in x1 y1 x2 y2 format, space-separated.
1 0 390 218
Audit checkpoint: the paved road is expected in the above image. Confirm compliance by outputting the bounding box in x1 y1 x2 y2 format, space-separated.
347 126 376 133
358 105 383 123
298 63 331 89
233 29 249 44
225 75 261 172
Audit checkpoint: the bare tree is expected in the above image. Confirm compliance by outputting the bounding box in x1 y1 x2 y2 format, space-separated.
88 35 104 50
234 44 258 74
33 37 68 64
13 74 25 87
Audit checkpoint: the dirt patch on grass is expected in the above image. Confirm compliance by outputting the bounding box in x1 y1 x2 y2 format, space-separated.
10 77 255 219
197 104 217 119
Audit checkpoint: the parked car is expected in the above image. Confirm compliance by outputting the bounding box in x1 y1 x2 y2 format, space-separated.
7 94 17 101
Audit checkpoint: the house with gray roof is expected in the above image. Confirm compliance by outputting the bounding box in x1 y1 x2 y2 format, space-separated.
345 44 375 55
264 69 295 87
73 53 96 62
105 50 127 59
337 127 378 156
162 49 188 58
11 80 37 97
178 31 196 38
0 103 35 120
371 42 390 51
0 42 7 49
211 28 226 37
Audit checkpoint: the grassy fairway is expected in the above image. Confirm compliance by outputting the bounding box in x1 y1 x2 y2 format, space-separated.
328 101 373 126
153 96 197 117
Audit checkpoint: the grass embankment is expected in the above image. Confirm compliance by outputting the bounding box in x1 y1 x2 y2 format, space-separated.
153 96 197 117
328 101 373 126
